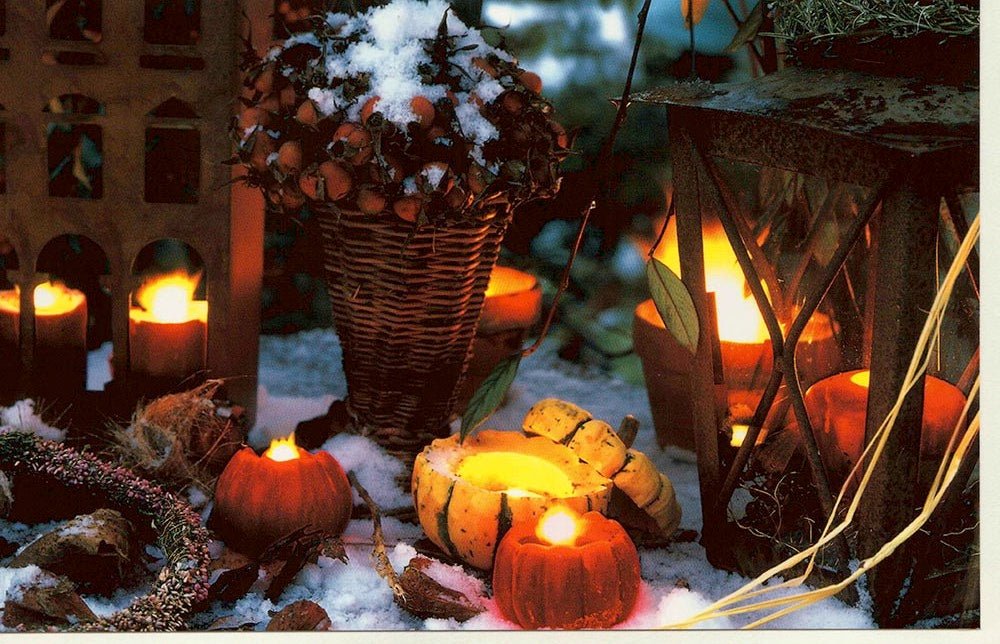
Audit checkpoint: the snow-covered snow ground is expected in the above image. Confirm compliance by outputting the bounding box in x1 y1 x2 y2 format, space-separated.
1 329 876 630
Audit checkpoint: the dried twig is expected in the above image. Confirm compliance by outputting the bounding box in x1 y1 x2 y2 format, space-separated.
348 471 405 600
520 0 653 358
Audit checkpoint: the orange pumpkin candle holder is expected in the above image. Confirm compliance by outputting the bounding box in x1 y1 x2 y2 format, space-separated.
211 434 352 555
492 507 641 630
804 369 967 491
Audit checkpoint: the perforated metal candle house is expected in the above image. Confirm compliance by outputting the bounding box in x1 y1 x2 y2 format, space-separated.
0 1 273 422
635 68 979 626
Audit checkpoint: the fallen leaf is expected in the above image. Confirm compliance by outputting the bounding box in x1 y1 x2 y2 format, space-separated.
396 557 485 622
207 563 259 604
266 600 331 631
1 571 96 629
9 508 145 596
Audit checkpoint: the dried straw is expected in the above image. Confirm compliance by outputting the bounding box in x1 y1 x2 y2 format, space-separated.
770 0 979 41
110 380 243 492
661 212 980 629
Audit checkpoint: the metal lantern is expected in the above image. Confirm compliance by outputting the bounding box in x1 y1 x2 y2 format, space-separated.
636 68 978 626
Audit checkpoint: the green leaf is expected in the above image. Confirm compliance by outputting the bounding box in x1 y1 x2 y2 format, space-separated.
646 257 699 355
460 355 521 442
726 1 765 53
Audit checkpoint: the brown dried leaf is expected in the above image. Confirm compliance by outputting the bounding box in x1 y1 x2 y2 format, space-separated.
605 485 663 539
266 600 332 631
206 615 259 631
207 563 260 604
318 537 348 564
1 571 96 630
395 557 484 622
9 509 145 596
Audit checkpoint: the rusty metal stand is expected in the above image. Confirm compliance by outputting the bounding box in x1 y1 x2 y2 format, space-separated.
637 67 978 625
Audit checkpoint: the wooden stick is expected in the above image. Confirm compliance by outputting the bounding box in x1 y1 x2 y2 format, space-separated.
348 471 405 600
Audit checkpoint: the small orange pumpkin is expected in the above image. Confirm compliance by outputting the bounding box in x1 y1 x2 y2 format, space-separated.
212 436 352 555
492 510 641 629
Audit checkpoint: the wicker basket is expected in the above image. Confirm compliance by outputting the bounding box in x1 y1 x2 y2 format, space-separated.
316 205 513 463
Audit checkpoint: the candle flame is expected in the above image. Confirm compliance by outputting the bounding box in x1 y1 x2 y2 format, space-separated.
730 424 750 448
536 507 582 546
0 283 86 316
264 433 300 462
34 282 86 316
134 272 206 324
648 217 769 344
485 266 537 298
850 371 870 388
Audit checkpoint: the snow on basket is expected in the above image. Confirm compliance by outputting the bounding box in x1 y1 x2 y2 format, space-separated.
232 0 569 465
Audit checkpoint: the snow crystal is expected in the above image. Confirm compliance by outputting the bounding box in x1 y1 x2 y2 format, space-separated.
58 514 98 539
454 101 500 145
248 387 337 449
421 164 448 190
186 486 209 510
323 433 411 510
0 565 45 609
0 399 66 442
307 87 342 117
278 0 511 157
402 176 419 195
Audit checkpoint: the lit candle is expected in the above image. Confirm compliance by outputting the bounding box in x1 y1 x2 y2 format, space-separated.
0 282 88 394
492 506 641 629
479 265 542 335
730 423 750 447
211 432 352 555
456 266 542 413
128 271 207 380
634 218 842 448
804 369 967 490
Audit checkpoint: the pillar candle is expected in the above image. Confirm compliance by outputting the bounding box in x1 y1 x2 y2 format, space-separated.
128 272 207 380
804 369 967 490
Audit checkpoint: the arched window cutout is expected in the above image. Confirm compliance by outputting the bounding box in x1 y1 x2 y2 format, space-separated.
146 99 199 204
43 94 105 116
131 239 205 298
45 95 104 199
36 234 111 280
149 97 198 119
144 0 201 46
47 0 102 42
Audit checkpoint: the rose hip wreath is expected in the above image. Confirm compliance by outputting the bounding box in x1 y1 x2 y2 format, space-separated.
231 0 569 224
0 432 211 632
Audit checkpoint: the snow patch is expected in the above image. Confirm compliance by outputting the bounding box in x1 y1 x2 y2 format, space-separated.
0 399 66 442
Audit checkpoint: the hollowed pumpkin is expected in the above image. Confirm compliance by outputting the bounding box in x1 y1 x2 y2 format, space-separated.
492 510 641 629
411 430 611 570
212 443 352 555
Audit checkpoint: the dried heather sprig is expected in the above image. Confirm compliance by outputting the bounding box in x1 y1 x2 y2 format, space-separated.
0 432 211 632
